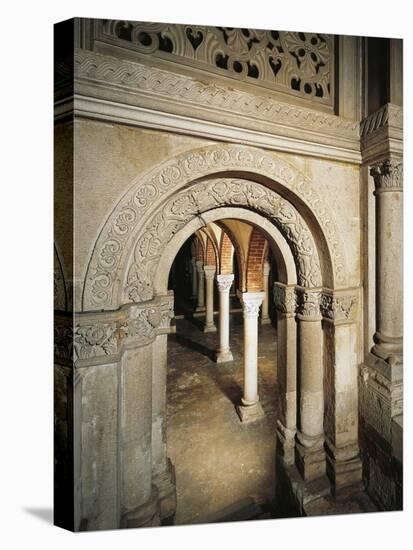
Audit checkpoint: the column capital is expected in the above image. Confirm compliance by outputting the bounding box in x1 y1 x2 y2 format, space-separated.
195 259 204 272
296 288 322 320
320 290 358 324
371 158 403 193
203 265 216 279
216 273 234 292
240 292 265 318
273 283 296 315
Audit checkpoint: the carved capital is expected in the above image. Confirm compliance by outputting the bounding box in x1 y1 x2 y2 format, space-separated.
296 288 322 319
273 284 296 315
216 273 234 293
371 159 403 193
241 292 265 318
157 292 175 330
320 291 357 323
203 265 216 280
195 260 204 273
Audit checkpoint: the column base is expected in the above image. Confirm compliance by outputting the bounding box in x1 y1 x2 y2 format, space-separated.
152 458 177 524
195 306 205 313
276 420 296 465
121 485 161 529
203 324 217 333
216 350 233 363
260 317 271 326
236 400 265 423
325 440 362 493
295 435 326 481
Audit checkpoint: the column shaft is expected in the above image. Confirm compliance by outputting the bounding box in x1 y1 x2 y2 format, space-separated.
216 274 234 363
236 292 265 423
203 265 216 333
191 257 197 299
195 260 205 312
260 262 271 325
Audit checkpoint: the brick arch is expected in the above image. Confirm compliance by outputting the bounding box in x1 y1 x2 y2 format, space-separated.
215 221 246 291
193 233 205 263
200 229 219 270
219 231 234 275
246 228 268 292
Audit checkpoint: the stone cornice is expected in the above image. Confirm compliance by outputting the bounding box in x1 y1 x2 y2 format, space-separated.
360 103 403 165
56 49 362 164
54 293 174 367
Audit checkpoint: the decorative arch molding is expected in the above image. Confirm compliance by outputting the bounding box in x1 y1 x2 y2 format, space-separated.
83 144 345 311
125 178 322 303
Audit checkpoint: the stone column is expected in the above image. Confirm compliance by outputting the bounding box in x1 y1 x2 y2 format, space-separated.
260 261 271 325
216 274 234 363
237 292 265 423
191 257 197 299
274 283 297 465
195 260 205 312
295 289 326 481
370 159 403 364
203 265 217 333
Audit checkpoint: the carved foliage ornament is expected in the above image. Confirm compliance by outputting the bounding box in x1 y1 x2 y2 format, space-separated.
370 159 403 192
273 285 296 314
320 293 356 322
125 178 322 303
296 289 322 318
100 21 333 104
83 145 345 310
216 275 234 293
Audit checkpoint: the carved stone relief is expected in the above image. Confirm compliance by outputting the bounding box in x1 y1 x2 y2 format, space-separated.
98 21 333 106
125 178 322 303
83 145 345 311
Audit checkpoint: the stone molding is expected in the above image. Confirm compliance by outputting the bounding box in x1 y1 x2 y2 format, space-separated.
370 159 403 193
273 283 296 315
216 273 234 293
203 265 216 280
125 178 322 304
65 49 361 163
360 103 403 138
54 293 174 367
82 144 346 311
240 292 265 318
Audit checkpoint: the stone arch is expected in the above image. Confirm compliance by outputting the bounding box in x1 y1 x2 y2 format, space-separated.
218 230 234 275
201 228 219 271
215 221 246 290
124 178 324 304
83 144 345 311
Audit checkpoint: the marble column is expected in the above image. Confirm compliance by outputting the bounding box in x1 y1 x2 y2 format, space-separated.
237 292 265 423
370 159 403 364
203 265 217 333
295 289 326 481
216 274 234 363
274 283 297 465
191 257 198 300
195 260 205 312
260 261 271 325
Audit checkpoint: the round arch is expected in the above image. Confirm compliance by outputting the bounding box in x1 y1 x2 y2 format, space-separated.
83 144 345 311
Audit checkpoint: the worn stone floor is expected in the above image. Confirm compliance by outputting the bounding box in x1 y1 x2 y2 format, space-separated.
166 310 279 525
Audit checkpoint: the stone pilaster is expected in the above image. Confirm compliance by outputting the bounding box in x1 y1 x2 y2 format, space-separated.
195 260 205 312
321 290 362 492
260 261 271 325
295 288 326 481
236 292 265 423
273 283 297 464
203 265 217 333
216 274 234 363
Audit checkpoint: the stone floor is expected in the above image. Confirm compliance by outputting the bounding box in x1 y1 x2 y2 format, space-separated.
166 311 279 525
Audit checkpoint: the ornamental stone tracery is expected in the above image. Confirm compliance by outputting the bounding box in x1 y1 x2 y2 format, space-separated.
99 21 333 106
125 178 322 303
83 145 345 311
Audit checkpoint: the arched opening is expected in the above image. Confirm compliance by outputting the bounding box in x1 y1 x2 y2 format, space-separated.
165 216 283 524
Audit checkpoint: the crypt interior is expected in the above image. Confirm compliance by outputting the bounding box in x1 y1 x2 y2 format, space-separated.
54 19 403 531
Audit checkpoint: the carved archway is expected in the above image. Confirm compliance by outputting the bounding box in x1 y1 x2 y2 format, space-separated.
83 144 345 311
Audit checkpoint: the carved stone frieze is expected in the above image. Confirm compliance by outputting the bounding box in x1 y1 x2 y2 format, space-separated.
320 291 357 323
83 144 345 311
273 284 296 315
97 22 334 106
370 159 403 193
125 178 322 303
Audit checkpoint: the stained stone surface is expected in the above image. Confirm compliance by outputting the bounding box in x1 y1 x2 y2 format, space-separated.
166 314 279 525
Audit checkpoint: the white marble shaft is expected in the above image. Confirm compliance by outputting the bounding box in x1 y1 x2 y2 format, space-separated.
203 265 217 332
216 274 234 363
